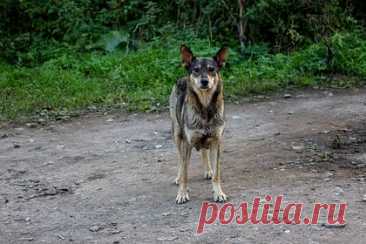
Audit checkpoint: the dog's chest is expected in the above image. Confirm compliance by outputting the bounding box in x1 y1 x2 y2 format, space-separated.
184 106 225 150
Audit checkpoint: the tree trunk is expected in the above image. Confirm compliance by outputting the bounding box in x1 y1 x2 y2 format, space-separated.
238 0 247 52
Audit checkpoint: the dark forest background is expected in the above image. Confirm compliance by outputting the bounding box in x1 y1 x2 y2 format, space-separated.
1 0 366 120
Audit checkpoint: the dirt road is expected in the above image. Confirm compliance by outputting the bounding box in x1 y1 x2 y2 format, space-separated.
1 88 366 244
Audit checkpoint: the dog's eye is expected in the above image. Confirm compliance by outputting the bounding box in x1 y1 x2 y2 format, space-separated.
208 66 215 72
193 67 200 73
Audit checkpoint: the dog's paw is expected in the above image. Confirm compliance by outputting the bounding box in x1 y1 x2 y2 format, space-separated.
212 183 228 202
204 170 213 180
213 191 228 202
176 190 190 204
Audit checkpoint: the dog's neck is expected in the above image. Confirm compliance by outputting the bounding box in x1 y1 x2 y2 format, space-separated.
191 88 215 107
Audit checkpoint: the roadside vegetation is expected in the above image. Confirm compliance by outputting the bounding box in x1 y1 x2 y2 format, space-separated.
1 1 366 121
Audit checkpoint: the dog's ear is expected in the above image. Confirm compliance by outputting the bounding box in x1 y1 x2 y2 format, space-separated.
180 44 194 69
214 47 228 69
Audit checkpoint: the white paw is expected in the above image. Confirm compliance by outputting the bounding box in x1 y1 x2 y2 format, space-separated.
212 183 228 202
176 190 190 204
213 190 228 202
204 170 213 180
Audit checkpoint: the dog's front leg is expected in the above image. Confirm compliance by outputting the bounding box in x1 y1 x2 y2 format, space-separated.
174 136 182 185
176 141 192 204
210 141 228 202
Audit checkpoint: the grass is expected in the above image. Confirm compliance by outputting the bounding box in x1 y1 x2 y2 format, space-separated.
1 32 366 121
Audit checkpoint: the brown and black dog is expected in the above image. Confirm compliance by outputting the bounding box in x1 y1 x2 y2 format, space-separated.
169 45 228 204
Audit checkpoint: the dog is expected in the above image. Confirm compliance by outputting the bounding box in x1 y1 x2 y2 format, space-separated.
169 44 228 204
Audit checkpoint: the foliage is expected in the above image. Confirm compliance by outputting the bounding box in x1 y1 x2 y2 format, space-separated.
1 32 365 121
1 1 365 121
0 0 362 64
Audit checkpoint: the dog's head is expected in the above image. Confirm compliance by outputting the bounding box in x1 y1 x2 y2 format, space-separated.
180 45 228 91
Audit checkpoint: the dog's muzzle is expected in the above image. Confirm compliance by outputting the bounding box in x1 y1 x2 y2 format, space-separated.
200 79 209 89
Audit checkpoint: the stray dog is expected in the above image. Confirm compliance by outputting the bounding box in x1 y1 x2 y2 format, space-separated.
169 45 228 204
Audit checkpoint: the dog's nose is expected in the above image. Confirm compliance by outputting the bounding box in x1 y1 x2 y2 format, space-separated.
201 79 209 87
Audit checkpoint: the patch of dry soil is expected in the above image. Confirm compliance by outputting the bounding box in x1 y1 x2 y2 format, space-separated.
1 88 366 243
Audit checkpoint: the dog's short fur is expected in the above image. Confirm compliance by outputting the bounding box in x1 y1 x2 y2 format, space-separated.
169 45 228 204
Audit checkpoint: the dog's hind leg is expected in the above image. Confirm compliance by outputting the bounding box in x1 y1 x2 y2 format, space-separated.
210 141 228 202
174 168 181 185
176 141 192 204
201 149 213 180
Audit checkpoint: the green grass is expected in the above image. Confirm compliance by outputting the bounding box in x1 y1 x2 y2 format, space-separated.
1 32 366 121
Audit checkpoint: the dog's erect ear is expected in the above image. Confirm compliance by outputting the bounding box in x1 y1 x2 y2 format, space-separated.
214 47 228 69
180 44 194 69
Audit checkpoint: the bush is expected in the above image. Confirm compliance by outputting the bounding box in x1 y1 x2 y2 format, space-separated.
0 0 359 64
1 32 365 121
